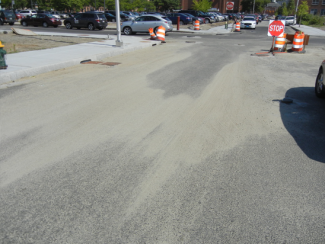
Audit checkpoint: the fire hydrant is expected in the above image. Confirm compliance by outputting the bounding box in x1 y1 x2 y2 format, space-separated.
0 41 8 69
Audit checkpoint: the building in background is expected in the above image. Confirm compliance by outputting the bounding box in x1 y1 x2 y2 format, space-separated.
307 0 325 15
265 0 281 15
181 0 243 13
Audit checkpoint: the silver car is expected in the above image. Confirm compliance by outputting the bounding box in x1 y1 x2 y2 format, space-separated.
121 15 173 35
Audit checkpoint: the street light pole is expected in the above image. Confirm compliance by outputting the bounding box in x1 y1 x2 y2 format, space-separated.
294 0 299 25
115 0 123 46
253 0 255 14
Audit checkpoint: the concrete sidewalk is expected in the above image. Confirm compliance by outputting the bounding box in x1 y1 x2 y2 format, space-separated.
0 25 232 84
0 35 158 84
290 24 325 36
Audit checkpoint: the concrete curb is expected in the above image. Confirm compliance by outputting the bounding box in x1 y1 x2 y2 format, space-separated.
290 26 301 32
0 39 155 84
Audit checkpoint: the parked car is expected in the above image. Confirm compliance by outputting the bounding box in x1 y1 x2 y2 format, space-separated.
178 10 216 24
122 11 136 17
208 12 223 22
50 11 61 19
18 9 37 18
240 16 256 29
147 12 166 17
105 11 134 21
105 13 117 22
15 11 23 20
64 12 107 30
182 13 204 24
166 13 192 25
20 13 61 27
60 12 70 19
121 14 173 35
315 60 325 98
0 10 16 25
37 10 50 14
285 16 296 25
221 13 229 20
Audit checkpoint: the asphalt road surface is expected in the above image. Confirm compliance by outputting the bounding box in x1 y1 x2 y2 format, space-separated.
1 21 325 243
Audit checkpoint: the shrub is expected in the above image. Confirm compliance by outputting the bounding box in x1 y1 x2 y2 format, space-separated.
308 15 324 25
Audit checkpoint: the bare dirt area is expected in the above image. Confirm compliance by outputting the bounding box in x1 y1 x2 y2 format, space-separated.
0 32 104 54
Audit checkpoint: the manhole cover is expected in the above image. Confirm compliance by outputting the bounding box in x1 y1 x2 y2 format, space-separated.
82 61 103 64
101 62 121 66
186 41 196 43
81 61 121 66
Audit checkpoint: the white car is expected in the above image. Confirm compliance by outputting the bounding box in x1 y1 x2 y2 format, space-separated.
19 9 37 18
285 16 296 25
50 11 61 19
240 16 256 29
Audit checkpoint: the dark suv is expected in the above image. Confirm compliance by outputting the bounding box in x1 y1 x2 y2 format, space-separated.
178 10 215 24
0 10 16 25
64 12 107 30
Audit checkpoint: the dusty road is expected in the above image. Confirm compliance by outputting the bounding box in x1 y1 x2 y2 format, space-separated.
1 23 325 243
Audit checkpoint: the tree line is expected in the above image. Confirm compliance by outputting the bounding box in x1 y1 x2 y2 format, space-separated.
0 0 181 13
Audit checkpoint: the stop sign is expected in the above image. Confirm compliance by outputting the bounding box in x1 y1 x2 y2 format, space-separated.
268 20 285 37
226 2 234 10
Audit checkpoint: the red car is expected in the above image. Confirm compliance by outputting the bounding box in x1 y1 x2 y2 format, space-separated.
15 11 23 20
20 13 61 27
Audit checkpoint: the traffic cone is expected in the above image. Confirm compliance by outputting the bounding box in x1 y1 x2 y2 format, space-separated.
149 28 156 40
156 26 166 43
194 20 200 30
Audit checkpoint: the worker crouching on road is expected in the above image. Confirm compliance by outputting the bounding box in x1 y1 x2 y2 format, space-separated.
0 41 8 69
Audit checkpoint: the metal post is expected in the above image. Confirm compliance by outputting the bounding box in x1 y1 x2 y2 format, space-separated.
271 36 275 54
115 0 123 46
253 0 255 14
177 16 180 30
104 0 105 11
294 0 299 25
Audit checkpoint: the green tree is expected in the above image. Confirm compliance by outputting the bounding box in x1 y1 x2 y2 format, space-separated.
241 0 270 13
281 3 288 16
152 0 180 12
297 0 309 26
192 0 212 12
287 0 295 15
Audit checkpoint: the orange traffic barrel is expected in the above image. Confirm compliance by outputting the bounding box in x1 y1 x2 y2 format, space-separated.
292 31 304 52
149 28 156 40
156 26 166 42
274 33 286 51
235 21 240 32
194 20 200 30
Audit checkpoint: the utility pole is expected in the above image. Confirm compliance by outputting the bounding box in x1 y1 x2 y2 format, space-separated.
294 0 299 25
115 0 123 46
